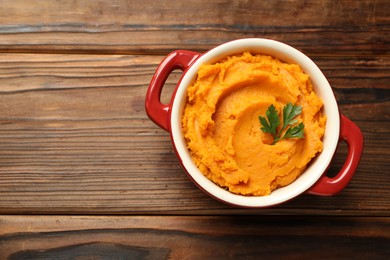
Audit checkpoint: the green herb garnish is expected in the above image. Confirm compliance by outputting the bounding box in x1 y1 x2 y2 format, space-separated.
258 102 305 145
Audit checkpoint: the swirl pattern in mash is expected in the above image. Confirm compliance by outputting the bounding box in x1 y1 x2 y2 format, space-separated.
182 52 326 196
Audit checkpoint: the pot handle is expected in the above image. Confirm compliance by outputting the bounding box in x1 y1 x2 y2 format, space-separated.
307 114 363 196
145 50 200 131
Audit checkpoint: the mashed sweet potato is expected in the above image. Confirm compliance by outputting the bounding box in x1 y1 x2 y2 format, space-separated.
182 52 326 196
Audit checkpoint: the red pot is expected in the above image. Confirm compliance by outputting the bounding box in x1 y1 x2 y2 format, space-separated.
145 39 363 207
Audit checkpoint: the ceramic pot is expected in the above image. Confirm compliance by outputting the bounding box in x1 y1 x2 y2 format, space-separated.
145 38 363 207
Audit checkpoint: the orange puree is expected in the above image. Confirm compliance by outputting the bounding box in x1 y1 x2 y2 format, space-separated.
182 52 326 196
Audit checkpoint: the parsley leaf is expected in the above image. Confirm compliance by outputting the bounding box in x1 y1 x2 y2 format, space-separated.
282 102 302 129
258 103 305 145
281 122 305 139
258 104 279 136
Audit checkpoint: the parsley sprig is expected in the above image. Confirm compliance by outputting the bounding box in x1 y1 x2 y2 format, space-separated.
258 102 305 145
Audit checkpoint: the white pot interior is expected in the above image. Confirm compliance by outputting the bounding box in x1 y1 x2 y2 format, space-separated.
170 38 340 207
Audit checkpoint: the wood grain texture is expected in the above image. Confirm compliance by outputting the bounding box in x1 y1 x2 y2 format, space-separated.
0 215 389 259
0 53 389 215
0 0 388 54
0 0 389 257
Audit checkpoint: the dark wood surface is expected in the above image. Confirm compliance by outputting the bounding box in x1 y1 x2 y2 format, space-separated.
1 216 389 259
0 0 389 258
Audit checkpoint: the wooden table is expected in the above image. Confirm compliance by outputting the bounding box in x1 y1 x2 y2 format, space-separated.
0 0 389 258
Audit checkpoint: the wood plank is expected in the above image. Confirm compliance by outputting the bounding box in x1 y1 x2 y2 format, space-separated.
0 53 389 215
0 215 389 259
0 0 388 55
